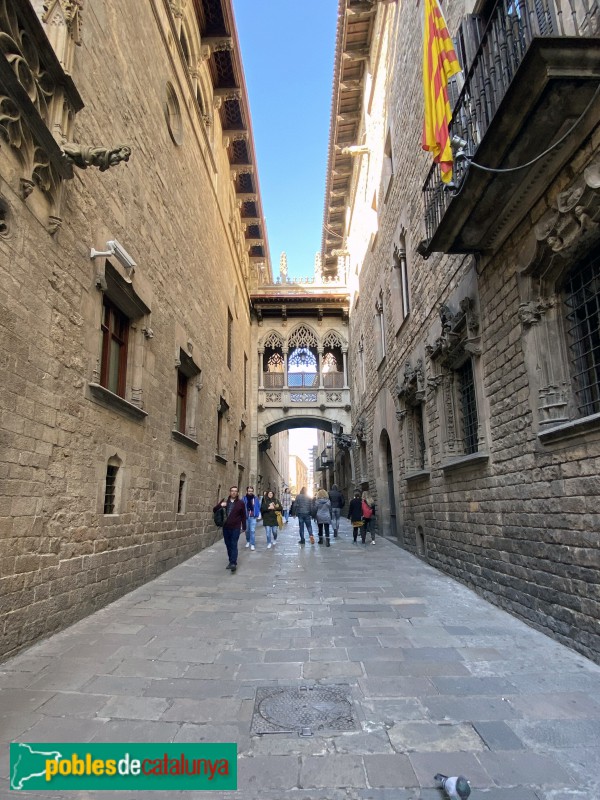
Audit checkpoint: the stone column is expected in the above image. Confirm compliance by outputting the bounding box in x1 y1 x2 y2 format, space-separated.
283 346 289 389
318 347 324 389
258 348 264 389
342 347 348 388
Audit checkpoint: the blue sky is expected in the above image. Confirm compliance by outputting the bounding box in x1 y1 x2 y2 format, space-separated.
234 0 338 280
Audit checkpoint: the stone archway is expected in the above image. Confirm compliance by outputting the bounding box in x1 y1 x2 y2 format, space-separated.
377 429 398 540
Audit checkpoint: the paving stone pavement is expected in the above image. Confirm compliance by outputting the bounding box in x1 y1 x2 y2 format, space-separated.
1 518 599 800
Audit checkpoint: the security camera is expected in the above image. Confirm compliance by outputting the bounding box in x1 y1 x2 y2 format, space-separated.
90 239 137 276
107 240 136 271
451 135 468 149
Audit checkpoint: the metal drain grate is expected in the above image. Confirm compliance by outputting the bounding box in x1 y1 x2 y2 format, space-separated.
250 684 356 735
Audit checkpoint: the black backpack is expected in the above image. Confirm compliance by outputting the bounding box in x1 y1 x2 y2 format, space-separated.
213 506 226 528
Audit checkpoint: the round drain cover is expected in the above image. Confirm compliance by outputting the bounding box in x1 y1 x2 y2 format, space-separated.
256 686 354 731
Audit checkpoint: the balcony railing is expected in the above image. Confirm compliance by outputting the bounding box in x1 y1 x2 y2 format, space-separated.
264 373 284 388
263 372 345 390
423 0 599 244
288 372 319 388
259 387 350 407
323 372 344 388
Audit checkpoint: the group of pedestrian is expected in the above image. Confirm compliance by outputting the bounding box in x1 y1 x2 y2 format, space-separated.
212 483 377 573
212 484 285 573
348 490 376 544
291 484 376 548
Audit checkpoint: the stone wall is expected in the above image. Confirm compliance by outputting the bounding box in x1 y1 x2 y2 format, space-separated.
0 0 255 659
344 1 600 661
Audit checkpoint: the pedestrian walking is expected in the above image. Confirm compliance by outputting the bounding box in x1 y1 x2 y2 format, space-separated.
242 485 260 551
348 490 366 544
294 486 314 545
281 487 292 523
260 490 282 548
362 492 376 544
328 484 345 537
213 486 246 573
314 488 333 547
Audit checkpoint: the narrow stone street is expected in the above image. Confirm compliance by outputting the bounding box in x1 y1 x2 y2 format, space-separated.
1 519 599 800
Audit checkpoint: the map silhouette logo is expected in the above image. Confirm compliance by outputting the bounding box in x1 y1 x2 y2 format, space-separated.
11 743 63 790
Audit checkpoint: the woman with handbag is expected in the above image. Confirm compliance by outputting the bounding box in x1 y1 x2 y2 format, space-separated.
260 490 282 549
361 492 376 545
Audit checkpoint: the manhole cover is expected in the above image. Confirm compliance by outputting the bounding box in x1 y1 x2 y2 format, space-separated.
250 685 356 735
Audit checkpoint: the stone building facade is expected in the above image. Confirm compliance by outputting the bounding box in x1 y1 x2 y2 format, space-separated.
0 0 270 659
325 0 600 661
288 454 308 497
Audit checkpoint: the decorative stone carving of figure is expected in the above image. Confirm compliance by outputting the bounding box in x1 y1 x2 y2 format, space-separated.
61 144 131 171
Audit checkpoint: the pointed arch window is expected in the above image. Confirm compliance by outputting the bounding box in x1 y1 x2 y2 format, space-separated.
287 325 319 389
267 352 285 372
180 27 191 67
322 330 344 388
262 331 284 388
288 348 318 388
322 352 338 372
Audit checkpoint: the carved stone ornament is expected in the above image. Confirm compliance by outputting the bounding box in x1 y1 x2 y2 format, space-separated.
47 214 62 234
42 0 84 73
517 298 555 328
0 0 83 216
0 195 9 237
426 374 443 392
426 297 481 368
210 38 234 52
61 143 131 171
168 0 185 19
397 359 425 405
519 159 600 276
354 416 366 442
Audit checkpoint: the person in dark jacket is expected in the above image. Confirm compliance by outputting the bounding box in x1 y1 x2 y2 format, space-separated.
242 485 261 551
294 487 314 545
260 490 282 549
348 490 366 544
213 486 246 573
328 484 345 538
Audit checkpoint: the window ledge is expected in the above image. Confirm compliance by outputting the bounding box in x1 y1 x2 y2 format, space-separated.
441 451 489 473
171 430 199 449
538 412 600 444
406 469 430 482
215 453 228 464
395 313 409 337
88 383 148 421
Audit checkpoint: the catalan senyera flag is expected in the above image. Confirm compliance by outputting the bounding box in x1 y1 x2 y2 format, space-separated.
422 0 461 183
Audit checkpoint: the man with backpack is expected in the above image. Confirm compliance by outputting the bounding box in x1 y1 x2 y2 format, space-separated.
213 486 246 573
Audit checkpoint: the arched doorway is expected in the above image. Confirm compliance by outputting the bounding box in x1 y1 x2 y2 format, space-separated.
378 430 397 540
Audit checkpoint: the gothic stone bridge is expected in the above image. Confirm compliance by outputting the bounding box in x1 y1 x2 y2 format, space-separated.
249 277 352 452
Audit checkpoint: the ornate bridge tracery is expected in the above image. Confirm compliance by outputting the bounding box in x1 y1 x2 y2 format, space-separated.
249 269 352 476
